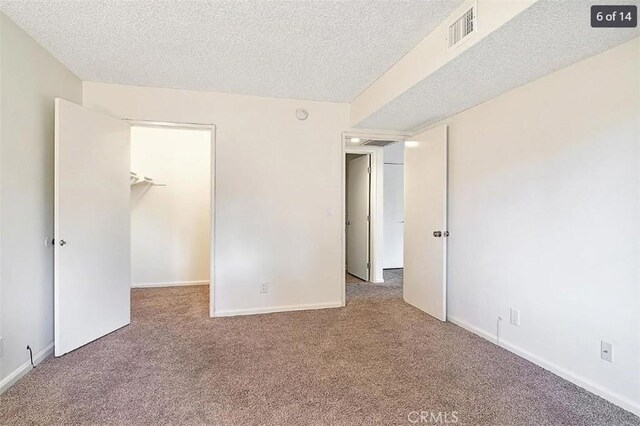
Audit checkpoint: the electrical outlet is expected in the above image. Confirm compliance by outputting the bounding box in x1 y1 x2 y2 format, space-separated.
510 308 520 326
260 282 269 294
601 341 613 363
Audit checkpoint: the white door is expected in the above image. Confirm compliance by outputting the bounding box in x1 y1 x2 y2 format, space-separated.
383 163 404 269
346 155 370 281
403 125 448 321
54 98 131 356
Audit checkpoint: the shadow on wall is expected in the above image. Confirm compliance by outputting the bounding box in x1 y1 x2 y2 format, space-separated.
131 184 153 209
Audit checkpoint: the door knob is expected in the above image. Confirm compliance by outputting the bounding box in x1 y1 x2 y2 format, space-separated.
59 240 67 246
433 231 442 237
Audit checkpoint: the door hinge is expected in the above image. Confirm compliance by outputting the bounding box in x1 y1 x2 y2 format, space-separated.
366 262 370 269
367 166 371 174
367 214 371 221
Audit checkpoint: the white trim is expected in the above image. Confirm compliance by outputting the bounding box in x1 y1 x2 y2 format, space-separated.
214 301 343 318
341 131 408 304
131 280 209 288
448 316 640 417
0 342 54 394
343 129 411 142
343 133 405 297
209 125 217 318
125 119 215 130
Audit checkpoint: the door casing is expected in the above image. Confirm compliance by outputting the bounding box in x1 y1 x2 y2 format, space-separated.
126 120 217 318
341 131 409 305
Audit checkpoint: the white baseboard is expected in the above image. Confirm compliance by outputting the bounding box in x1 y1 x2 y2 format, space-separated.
447 316 640 417
0 342 54 395
131 280 209 288
214 301 343 317
447 316 497 343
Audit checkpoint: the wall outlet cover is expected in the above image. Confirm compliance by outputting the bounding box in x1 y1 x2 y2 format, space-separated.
510 308 520 326
601 341 613 363
260 282 269 294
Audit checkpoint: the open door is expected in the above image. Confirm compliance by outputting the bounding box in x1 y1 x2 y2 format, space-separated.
403 125 448 321
54 98 131 356
346 155 370 281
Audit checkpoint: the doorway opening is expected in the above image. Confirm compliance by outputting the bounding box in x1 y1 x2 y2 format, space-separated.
342 132 408 304
129 123 215 317
341 128 448 320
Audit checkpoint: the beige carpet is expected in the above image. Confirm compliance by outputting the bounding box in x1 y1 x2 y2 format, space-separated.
345 272 366 284
1 273 638 425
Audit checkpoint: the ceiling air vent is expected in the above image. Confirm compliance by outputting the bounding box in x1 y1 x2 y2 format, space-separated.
448 4 476 48
361 139 399 147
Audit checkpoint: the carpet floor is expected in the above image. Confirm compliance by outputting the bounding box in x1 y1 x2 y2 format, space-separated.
0 271 638 425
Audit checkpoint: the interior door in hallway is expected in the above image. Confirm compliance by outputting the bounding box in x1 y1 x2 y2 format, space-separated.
384 163 404 269
54 98 131 356
403 125 448 321
346 155 370 281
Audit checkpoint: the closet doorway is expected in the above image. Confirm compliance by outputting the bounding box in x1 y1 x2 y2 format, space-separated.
54 99 216 356
129 122 215 314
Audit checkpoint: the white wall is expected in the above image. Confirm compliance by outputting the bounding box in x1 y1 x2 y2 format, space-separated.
416 38 640 414
383 142 404 164
383 143 404 269
84 82 349 316
130 126 211 287
0 14 82 389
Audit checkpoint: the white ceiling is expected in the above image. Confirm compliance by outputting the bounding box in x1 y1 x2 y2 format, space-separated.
0 0 464 102
356 0 640 131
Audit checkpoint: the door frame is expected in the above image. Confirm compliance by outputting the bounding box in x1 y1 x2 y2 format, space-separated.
341 130 409 305
126 119 217 318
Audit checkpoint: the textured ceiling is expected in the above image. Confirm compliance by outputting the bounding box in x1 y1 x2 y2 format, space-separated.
357 0 640 132
0 0 464 102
